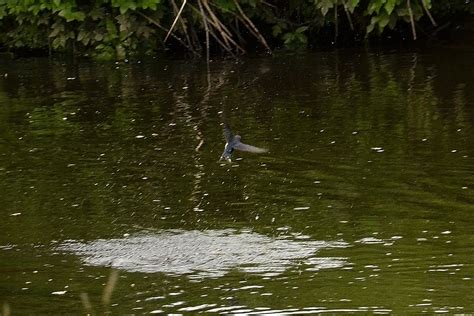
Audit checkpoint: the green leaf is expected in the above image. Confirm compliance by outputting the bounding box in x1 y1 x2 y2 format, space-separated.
377 13 390 31
77 31 84 41
296 26 308 33
140 0 162 10
384 0 396 15
388 12 398 29
315 0 334 17
282 32 294 44
58 8 70 19
73 11 85 21
116 44 126 60
366 16 378 34
52 36 66 48
94 33 104 41
367 0 384 14
347 0 360 13
58 7 85 22
106 19 117 35
272 25 281 37
116 1 137 14
421 0 431 10
295 32 307 44
215 0 236 13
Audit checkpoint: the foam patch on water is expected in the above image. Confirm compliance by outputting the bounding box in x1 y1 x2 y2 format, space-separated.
59 229 348 278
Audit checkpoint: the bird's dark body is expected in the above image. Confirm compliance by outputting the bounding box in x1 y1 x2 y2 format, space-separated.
220 125 266 162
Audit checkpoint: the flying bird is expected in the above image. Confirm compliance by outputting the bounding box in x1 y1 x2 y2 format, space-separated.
220 123 267 162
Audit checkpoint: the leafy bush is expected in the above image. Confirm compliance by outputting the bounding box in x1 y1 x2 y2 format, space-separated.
0 0 472 60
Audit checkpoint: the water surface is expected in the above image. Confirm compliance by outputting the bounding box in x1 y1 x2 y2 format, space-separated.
0 48 473 314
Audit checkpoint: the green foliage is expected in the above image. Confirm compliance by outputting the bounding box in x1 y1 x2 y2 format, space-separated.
214 0 237 13
0 0 160 59
282 26 309 49
0 0 471 59
365 0 425 35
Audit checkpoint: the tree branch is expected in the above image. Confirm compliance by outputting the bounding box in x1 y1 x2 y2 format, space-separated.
407 0 417 40
164 0 187 43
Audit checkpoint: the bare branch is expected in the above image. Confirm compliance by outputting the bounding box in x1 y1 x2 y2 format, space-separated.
343 4 354 31
137 11 194 52
189 2 245 54
164 0 187 43
420 0 437 27
334 4 338 44
233 0 271 51
407 0 417 40
202 0 243 52
198 0 210 64
171 0 195 51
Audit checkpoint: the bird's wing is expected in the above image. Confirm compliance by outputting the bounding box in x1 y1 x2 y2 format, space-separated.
223 122 233 142
234 142 268 153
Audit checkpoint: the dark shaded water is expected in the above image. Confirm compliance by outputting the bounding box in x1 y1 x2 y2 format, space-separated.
1 48 473 314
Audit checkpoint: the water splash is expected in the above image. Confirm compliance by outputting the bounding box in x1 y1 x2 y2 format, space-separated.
59 229 348 278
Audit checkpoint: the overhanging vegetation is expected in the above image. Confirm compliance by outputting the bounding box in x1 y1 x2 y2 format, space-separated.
0 0 472 60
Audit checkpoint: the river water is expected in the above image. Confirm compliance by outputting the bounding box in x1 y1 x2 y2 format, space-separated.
0 48 473 314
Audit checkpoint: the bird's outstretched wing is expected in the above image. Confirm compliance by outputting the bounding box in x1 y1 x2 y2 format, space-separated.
234 142 268 153
223 123 233 142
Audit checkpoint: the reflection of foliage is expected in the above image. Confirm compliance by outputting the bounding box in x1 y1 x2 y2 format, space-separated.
0 52 472 235
0 53 473 314
0 1 472 59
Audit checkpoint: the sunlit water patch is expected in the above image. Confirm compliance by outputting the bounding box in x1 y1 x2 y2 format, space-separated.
59 229 348 278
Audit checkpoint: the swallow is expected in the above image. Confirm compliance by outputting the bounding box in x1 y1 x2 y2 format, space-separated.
220 123 267 162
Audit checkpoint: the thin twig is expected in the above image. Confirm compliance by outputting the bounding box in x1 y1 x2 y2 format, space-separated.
198 0 210 64
420 0 437 26
430 21 450 36
205 19 233 52
202 0 239 50
211 13 245 53
407 0 417 40
229 17 247 45
137 11 193 52
343 4 354 31
261 0 277 9
189 2 244 54
208 26 237 56
334 4 338 44
189 27 203 52
171 0 195 51
234 15 259 42
233 0 271 51
165 0 187 43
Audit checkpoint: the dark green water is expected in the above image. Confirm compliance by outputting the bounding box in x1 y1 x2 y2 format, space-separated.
1 48 473 314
